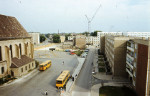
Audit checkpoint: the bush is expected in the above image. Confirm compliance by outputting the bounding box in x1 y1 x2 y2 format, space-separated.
35 60 39 68
99 67 105 72
74 50 83 56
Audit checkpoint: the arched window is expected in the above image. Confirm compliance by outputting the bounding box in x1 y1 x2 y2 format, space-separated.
19 44 22 56
1 67 4 74
0 46 2 61
10 45 13 58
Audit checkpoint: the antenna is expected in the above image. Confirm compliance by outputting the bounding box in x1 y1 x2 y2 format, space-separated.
85 4 101 33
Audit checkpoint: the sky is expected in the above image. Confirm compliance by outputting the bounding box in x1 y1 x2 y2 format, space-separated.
0 0 150 33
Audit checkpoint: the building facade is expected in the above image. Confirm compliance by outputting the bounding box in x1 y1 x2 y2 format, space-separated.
98 32 123 52
0 14 35 78
105 35 130 77
126 39 150 96
75 35 86 49
29 32 40 45
60 36 65 43
125 32 150 39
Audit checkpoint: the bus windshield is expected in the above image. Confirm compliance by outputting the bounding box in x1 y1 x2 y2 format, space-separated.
56 81 62 84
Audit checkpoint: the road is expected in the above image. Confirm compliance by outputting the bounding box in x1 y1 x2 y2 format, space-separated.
0 51 78 96
72 48 95 96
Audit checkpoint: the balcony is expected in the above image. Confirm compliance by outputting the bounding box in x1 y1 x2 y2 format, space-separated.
126 68 133 77
127 46 134 52
127 54 134 61
126 61 133 69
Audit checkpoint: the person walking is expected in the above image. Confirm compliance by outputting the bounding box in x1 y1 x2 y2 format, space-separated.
45 90 48 95
62 61 64 65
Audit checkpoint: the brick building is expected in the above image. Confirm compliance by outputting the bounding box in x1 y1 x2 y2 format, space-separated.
126 38 150 96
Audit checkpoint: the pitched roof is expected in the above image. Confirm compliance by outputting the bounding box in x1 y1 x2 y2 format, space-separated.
10 55 34 68
0 14 30 40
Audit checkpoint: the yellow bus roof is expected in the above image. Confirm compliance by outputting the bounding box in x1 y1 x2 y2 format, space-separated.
56 70 70 81
39 60 51 66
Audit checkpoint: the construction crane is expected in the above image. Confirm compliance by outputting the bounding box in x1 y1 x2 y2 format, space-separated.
85 4 101 33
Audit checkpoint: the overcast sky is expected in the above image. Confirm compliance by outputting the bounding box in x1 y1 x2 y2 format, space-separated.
0 0 150 33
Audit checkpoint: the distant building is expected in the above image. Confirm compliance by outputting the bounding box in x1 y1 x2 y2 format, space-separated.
62 40 73 49
0 14 35 77
60 36 65 43
75 35 86 49
125 32 150 38
68 36 75 41
29 32 40 45
126 38 150 96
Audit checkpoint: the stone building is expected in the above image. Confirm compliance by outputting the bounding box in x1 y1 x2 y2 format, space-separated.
0 14 35 78
75 35 86 49
29 32 40 45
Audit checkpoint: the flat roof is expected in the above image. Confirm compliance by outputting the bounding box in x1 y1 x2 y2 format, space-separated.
56 70 70 81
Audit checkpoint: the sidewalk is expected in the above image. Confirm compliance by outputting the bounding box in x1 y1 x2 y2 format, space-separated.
60 57 85 96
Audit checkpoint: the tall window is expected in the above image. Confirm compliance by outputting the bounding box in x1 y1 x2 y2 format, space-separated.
0 46 2 61
10 45 13 58
19 44 22 56
1 67 4 74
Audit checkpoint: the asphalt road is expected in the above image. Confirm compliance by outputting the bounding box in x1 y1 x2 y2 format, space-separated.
72 48 95 96
0 51 78 96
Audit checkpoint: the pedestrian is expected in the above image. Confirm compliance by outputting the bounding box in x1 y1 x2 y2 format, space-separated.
45 90 48 95
62 61 64 65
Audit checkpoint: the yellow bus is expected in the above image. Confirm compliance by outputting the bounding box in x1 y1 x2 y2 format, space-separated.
39 60 51 71
56 70 70 88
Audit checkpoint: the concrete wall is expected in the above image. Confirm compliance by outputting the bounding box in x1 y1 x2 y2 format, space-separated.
29 32 40 45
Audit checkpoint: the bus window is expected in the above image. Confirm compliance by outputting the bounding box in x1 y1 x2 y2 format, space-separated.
56 81 62 84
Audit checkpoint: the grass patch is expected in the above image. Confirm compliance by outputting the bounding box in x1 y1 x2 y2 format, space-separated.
98 62 105 66
99 86 137 96
74 50 83 56
98 55 104 58
99 67 105 72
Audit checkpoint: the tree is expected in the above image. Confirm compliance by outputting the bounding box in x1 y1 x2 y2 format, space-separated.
53 34 60 43
45 33 50 38
90 30 102 36
82 32 89 36
40 34 46 43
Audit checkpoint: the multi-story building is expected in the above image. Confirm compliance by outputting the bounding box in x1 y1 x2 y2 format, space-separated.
86 36 100 46
60 36 65 43
0 14 35 77
29 32 40 45
125 32 150 38
126 38 150 96
99 32 123 53
75 35 86 49
105 35 130 77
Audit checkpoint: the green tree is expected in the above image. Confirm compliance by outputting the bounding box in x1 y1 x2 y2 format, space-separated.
40 34 46 43
82 32 89 36
45 33 50 38
90 30 102 36
53 34 60 43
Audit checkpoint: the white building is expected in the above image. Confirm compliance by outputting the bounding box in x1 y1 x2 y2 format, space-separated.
125 32 150 38
29 32 40 45
68 36 75 40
